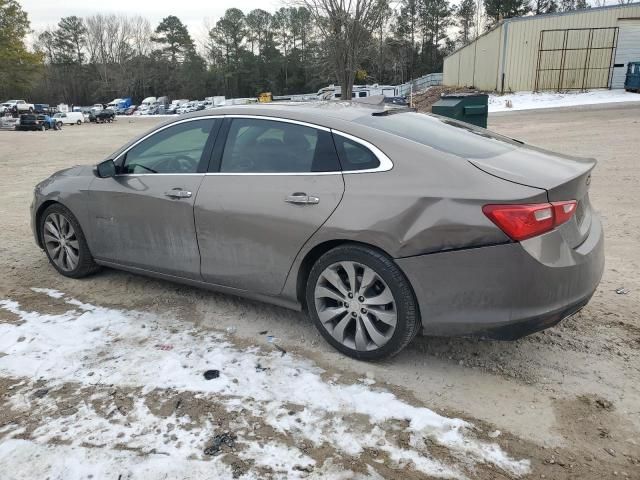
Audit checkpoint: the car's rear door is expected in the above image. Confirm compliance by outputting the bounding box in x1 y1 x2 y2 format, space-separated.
87 117 220 279
195 116 345 295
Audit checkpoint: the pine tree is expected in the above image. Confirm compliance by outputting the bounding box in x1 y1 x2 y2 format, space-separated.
484 0 531 27
456 0 476 45
152 15 195 63
533 0 558 14
396 0 419 78
0 0 43 98
53 16 86 64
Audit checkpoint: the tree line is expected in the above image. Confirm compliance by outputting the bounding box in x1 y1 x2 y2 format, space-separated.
1 0 600 105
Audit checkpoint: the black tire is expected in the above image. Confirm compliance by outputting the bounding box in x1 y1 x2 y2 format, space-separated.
77 120 82 125
56 121 62 129
305 244 420 361
39 203 100 278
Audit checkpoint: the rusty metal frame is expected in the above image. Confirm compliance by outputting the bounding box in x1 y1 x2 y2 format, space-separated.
534 27 619 91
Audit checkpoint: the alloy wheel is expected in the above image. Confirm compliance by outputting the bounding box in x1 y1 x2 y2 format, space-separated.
43 213 80 272
314 261 397 351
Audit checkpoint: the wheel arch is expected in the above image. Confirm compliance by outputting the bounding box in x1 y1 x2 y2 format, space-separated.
34 200 64 248
295 239 398 310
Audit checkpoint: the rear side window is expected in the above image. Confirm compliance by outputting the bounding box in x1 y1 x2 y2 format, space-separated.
220 118 340 173
333 135 380 171
356 112 521 159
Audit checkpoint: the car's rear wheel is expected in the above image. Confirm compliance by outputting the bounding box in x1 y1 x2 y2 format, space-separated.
76 120 82 125
306 245 420 360
40 204 100 278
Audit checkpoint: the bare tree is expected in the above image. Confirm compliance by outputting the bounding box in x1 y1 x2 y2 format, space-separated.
131 16 153 57
300 0 388 100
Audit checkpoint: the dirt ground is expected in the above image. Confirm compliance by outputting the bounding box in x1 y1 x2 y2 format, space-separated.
0 104 639 479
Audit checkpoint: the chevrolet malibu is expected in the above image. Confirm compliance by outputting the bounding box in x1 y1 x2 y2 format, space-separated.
31 104 604 360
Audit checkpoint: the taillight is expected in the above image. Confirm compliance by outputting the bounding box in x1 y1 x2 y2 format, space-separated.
483 201 577 241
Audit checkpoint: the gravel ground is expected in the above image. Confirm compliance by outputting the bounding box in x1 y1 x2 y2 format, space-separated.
0 104 639 479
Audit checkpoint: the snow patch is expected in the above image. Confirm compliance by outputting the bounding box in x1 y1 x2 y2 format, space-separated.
489 89 640 113
0 290 531 478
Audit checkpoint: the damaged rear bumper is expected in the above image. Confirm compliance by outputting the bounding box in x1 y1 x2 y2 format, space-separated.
396 214 604 339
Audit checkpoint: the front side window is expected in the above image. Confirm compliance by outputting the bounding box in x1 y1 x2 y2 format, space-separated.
122 119 215 174
220 118 340 173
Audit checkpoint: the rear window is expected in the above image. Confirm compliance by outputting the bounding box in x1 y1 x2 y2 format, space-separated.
355 112 522 159
21 115 35 121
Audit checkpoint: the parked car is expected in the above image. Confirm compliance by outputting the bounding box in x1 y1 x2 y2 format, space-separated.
95 109 116 123
177 101 198 114
1 100 34 114
16 114 56 131
53 111 84 126
81 110 91 123
124 105 137 115
34 104 51 114
384 96 409 106
167 99 189 114
30 104 604 360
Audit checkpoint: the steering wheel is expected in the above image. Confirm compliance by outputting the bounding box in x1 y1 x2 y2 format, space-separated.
155 155 198 173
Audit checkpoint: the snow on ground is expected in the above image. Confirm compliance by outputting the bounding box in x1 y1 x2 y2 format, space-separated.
488 89 640 113
0 289 530 479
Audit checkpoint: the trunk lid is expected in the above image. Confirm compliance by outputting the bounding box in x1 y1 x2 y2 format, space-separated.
469 145 596 248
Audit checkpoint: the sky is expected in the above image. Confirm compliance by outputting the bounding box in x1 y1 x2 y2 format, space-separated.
20 0 280 45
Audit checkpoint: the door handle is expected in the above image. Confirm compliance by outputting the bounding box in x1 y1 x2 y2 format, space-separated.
285 193 320 205
164 189 192 199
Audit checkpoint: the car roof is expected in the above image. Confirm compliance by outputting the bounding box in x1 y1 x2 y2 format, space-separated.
179 102 395 129
107 102 414 162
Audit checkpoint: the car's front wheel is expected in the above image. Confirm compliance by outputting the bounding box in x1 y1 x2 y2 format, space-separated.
306 245 420 360
40 204 100 278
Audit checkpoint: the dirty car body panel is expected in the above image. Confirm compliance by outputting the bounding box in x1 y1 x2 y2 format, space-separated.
31 104 605 344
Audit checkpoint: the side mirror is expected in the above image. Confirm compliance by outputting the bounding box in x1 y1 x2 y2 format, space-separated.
96 159 116 178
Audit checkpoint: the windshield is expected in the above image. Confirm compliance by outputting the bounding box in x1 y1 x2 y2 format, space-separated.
355 111 523 159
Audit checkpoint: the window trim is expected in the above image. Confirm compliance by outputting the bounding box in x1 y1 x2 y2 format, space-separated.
332 130 393 174
207 114 393 176
113 116 223 176
111 114 393 177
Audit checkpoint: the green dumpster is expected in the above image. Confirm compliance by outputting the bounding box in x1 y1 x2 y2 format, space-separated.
625 62 640 92
431 93 488 128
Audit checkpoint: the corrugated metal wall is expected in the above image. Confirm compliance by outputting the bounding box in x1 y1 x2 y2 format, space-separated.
443 3 640 91
443 26 503 90
611 19 640 89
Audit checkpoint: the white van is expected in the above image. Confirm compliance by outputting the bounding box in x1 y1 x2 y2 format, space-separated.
53 111 84 125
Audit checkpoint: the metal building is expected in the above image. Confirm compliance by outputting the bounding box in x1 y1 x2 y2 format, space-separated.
443 3 640 92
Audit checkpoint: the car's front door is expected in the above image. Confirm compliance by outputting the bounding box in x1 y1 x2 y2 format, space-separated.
195 116 345 295
88 117 219 279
